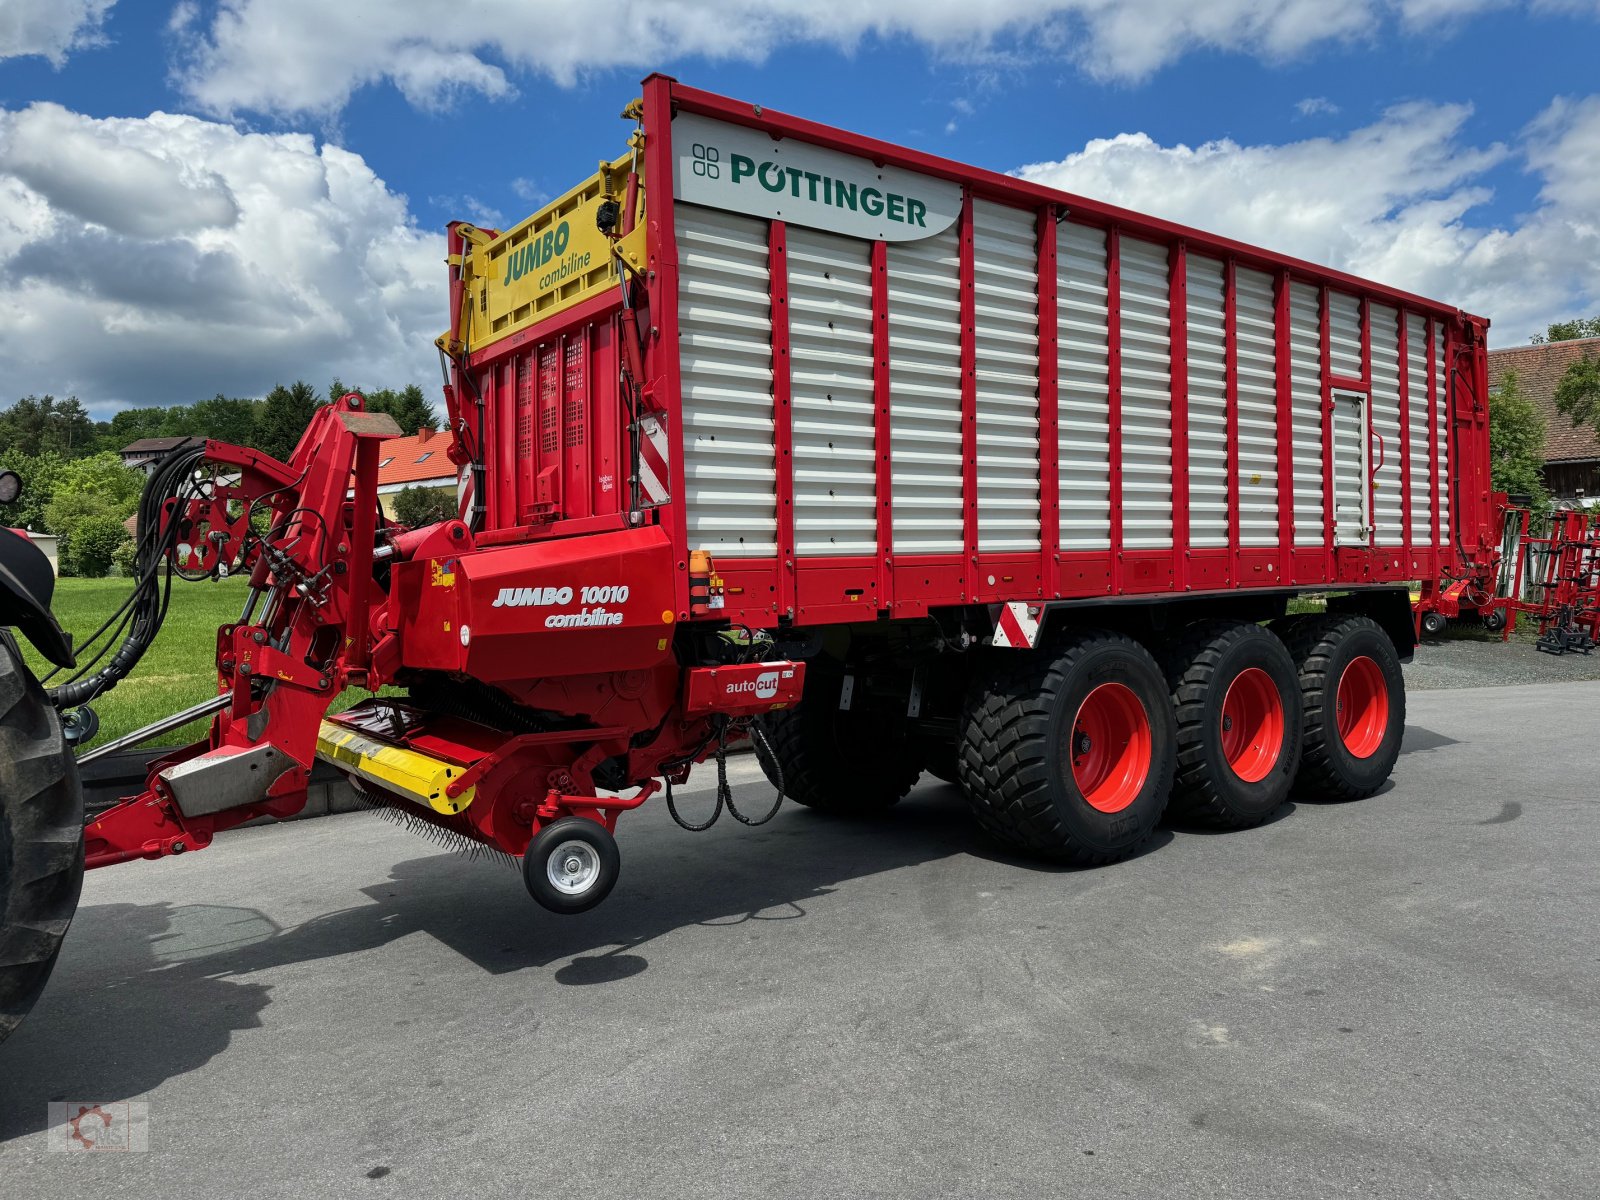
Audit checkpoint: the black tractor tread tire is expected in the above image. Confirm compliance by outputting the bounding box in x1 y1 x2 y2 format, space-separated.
1161 620 1303 829
958 631 1175 866
754 675 922 816
1279 614 1406 802
0 633 84 1045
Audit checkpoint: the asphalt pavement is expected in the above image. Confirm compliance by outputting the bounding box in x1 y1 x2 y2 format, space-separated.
3 681 1597 1198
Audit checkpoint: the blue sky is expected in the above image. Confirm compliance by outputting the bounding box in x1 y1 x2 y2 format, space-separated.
1 1 1597 416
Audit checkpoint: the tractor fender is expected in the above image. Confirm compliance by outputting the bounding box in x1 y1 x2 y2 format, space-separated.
0 528 74 669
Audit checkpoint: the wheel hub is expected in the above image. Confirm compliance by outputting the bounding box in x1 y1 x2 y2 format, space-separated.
547 840 601 895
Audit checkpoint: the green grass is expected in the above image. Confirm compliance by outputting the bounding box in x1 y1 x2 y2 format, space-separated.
18 575 384 752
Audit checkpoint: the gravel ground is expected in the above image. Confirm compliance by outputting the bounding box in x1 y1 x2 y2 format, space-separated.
1405 626 1600 690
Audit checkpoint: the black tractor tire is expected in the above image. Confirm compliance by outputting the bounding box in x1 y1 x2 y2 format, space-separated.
958 630 1176 865
1279 614 1406 801
754 667 922 815
1162 621 1303 829
0 632 84 1045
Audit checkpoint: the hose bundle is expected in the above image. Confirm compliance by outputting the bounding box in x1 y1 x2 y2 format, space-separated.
46 445 210 710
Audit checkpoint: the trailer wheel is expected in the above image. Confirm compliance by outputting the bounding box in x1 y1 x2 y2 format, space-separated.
1480 608 1506 634
1279 615 1405 801
754 668 922 815
1420 610 1447 638
0 633 84 1045
1163 621 1302 828
959 631 1175 865
522 817 620 914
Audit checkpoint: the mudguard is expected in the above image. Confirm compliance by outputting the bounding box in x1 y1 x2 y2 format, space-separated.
0 528 74 669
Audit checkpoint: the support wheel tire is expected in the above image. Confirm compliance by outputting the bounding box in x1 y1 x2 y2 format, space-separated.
959 631 1176 865
754 668 922 815
1279 615 1405 801
0 633 84 1045
1163 621 1302 829
522 817 620 915
1420 611 1447 638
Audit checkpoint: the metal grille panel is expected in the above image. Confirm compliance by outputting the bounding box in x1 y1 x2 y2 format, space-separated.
972 200 1041 552
677 204 776 556
787 226 877 555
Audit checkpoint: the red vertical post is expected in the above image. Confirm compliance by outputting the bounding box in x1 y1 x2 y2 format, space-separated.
1037 209 1060 599
769 221 795 620
1223 258 1241 582
1168 241 1190 591
640 74 688 616
1443 321 1458 572
1319 286 1334 572
1274 272 1294 565
1360 296 1373 560
959 192 978 601
1107 226 1123 594
1397 312 1413 565
871 238 894 611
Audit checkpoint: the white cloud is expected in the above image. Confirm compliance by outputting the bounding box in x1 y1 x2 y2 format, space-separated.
168 0 1485 117
0 0 116 66
0 104 441 416
1295 96 1340 117
1012 98 1600 345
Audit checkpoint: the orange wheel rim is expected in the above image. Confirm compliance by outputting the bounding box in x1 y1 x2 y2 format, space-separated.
1219 667 1285 783
1336 656 1389 759
1068 683 1152 813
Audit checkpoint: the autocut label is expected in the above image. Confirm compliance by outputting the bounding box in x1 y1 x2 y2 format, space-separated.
672 112 961 242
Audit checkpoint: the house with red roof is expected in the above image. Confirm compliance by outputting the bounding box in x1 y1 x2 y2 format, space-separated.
375 427 456 517
1488 336 1600 502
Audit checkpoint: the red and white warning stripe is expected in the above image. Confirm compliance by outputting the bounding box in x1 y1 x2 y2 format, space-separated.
990 601 1041 649
457 464 476 525
638 413 671 506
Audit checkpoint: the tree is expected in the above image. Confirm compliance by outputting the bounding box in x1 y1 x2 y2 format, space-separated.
1554 352 1600 442
54 452 144 518
392 485 457 528
64 514 131 578
0 395 98 458
0 449 66 531
257 381 324 462
186 394 261 446
1532 316 1600 344
97 405 171 453
1488 371 1550 506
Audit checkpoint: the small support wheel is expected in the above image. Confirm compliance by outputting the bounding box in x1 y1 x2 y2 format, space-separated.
1420 610 1447 637
522 817 620 915
1479 608 1506 634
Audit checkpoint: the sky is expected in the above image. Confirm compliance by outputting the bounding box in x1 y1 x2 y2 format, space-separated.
1 0 1598 419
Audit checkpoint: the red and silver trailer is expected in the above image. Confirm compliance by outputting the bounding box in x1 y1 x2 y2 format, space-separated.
0 76 1497 1042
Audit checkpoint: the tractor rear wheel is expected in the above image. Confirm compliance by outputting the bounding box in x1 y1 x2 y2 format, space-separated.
0 633 84 1045
958 631 1175 865
754 665 922 815
1163 621 1302 828
1279 615 1406 801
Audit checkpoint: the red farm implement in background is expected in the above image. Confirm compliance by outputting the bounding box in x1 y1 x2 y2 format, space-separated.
1495 505 1600 654
0 75 1498 1043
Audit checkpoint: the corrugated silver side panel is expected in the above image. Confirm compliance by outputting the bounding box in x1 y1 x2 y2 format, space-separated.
1435 326 1450 540
1289 283 1324 546
1369 303 1404 545
887 227 963 554
1185 255 1228 548
972 200 1040 552
1405 314 1431 543
1236 268 1279 547
677 204 776 556
1058 223 1111 552
1119 236 1173 549
786 226 876 556
1328 291 1362 380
